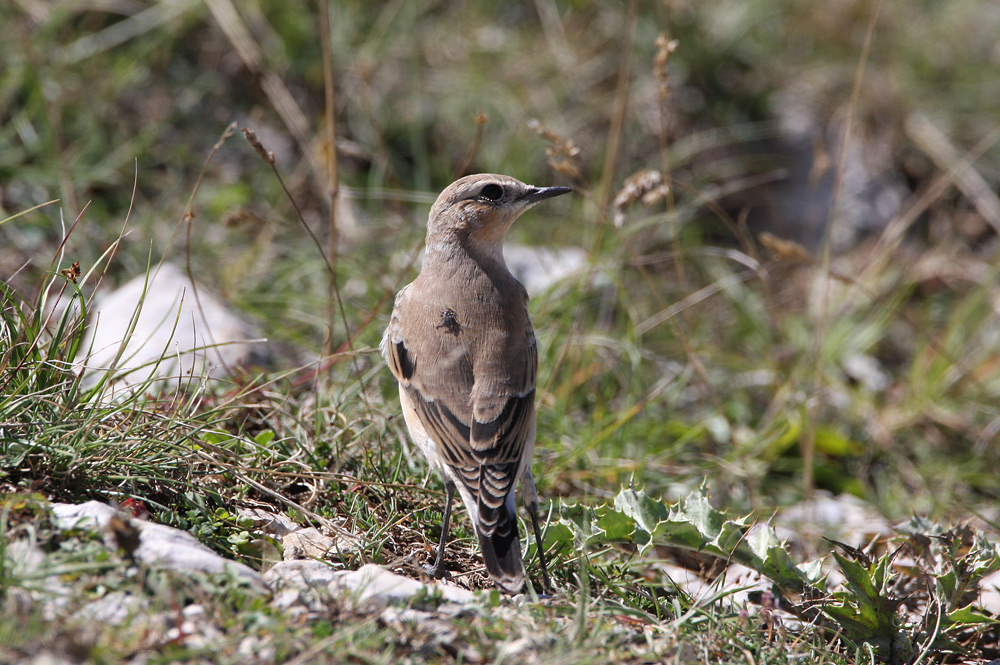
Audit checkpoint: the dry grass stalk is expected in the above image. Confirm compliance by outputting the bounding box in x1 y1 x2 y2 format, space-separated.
654 33 679 103
528 119 581 181
612 170 669 228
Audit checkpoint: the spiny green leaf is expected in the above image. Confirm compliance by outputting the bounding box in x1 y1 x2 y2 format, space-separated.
834 552 879 601
945 605 999 626
613 487 668 545
594 504 635 542
745 524 812 593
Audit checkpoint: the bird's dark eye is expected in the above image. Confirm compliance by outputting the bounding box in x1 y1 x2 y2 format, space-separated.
479 184 504 202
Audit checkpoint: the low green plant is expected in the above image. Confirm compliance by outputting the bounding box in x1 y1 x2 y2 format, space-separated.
541 485 1000 663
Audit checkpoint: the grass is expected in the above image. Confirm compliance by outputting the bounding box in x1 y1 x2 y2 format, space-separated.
3 0 1000 663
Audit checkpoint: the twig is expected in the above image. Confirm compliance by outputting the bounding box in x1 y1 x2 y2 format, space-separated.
454 110 488 179
241 128 368 400
180 123 241 380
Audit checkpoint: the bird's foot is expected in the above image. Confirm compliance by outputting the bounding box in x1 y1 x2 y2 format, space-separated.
530 576 553 599
422 560 449 580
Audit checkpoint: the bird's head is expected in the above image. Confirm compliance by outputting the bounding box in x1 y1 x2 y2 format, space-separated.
425 173 571 263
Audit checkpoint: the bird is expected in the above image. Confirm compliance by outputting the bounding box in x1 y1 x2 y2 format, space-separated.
381 173 571 593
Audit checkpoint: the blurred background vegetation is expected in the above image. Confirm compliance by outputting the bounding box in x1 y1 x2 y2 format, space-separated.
3 0 1000 524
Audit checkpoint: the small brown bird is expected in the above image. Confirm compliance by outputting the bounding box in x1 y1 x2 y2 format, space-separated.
381 173 571 593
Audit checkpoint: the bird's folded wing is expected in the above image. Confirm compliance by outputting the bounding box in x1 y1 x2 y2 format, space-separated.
382 305 477 470
404 383 533 536
469 390 535 534
382 298 537 536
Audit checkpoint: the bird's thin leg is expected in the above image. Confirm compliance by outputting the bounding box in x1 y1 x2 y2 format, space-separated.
426 480 456 579
522 468 552 593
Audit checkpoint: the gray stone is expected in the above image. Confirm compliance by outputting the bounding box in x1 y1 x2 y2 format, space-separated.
160 602 225 651
773 491 891 544
381 606 465 656
496 636 550 665
264 560 341 615
5 541 72 619
980 569 1000 616
748 78 909 251
237 634 277 662
23 652 74 665
271 588 307 611
82 591 143 627
5 540 47 578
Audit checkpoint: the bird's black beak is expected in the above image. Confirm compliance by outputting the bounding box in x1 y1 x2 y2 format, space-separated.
520 185 572 204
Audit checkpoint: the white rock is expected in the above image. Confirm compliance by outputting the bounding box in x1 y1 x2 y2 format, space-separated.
264 560 343 615
980 569 1000 616
281 526 361 561
264 559 341 590
5 540 47 578
23 652 74 665
282 527 336 560
381 606 463 652
774 492 891 544
330 563 475 608
496 636 550 665
182 603 206 619
237 507 300 537
503 244 589 296
5 541 72 619
841 352 889 393
237 634 277 662
51 501 264 590
380 606 435 624
271 588 306 611
78 263 272 395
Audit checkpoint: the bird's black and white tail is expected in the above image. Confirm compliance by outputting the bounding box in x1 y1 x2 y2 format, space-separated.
477 507 525 593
